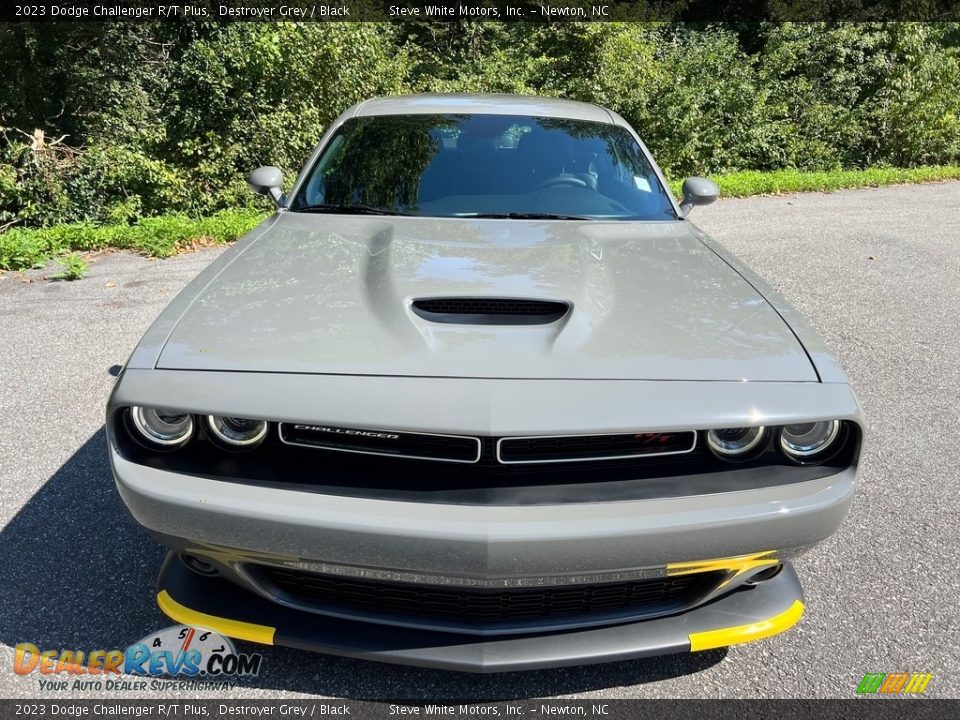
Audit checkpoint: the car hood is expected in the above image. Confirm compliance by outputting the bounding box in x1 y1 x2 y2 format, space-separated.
155 214 817 382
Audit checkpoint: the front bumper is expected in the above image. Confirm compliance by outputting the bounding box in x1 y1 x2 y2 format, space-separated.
110 372 859 667
113 449 855 581
157 552 805 672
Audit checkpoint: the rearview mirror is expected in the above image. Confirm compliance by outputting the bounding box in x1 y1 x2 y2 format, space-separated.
248 166 285 208
679 177 719 217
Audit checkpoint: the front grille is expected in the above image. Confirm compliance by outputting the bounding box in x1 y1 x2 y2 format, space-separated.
279 423 480 463
412 297 568 324
498 431 697 464
259 566 723 628
278 427 696 466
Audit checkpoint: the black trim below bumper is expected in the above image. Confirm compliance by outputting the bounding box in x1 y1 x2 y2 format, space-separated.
156 554 805 673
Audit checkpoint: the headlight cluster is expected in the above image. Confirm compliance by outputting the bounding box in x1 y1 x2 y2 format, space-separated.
779 421 841 459
706 420 845 464
706 426 766 458
126 406 268 451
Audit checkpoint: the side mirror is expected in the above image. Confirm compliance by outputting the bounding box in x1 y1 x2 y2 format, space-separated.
679 177 719 217
247 166 285 208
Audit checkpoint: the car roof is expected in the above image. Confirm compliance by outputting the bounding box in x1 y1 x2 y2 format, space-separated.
348 93 622 126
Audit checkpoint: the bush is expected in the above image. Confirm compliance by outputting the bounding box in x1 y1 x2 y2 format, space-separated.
0 22 958 230
758 23 960 169
621 27 777 176
0 130 188 227
873 24 960 166
160 23 412 213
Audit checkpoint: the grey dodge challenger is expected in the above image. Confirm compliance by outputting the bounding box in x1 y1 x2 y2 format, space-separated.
108 94 863 672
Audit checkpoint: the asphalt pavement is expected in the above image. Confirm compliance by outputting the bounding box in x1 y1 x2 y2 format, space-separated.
1 182 958 699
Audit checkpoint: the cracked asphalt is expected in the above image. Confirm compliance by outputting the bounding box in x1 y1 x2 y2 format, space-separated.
1 182 958 699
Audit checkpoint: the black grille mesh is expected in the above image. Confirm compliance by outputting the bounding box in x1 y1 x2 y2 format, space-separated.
499 432 696 463
260 566 722 625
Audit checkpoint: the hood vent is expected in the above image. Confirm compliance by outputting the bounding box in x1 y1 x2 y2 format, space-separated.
411 297 569 325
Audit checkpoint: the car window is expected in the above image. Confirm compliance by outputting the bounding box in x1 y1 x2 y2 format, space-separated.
291 114 676 221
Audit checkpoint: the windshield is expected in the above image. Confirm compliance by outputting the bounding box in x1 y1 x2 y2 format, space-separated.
290 114 676 221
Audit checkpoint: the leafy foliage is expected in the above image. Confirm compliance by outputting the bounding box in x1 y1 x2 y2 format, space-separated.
667 165 960 197
0 208 265 272
52 253 88 281
0 21 958 233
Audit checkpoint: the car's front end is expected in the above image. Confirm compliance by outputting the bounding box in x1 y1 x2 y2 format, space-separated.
109 367 860 670
108 94 863 671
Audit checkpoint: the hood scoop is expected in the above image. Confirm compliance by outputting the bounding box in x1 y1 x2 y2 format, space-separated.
411 297 570 325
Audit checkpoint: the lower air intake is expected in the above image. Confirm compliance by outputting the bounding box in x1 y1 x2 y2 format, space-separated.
258 566 724 630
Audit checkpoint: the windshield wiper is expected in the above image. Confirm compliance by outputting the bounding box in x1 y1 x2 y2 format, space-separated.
295 203 411 216
463 212 593 221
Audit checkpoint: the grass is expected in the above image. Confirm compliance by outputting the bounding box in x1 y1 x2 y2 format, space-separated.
2 165 959 277
0 207 267 273
667 164 960 198
52 253 89 281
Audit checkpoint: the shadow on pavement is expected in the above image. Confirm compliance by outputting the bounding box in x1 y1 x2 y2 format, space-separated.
0 428 725 699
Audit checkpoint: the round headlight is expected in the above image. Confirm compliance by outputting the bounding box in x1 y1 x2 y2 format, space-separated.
707 426 767 459
206 415 268 449
129 407 193 448
779 420 841 462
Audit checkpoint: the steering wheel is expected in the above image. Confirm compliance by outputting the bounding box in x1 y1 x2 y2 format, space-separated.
535 174 588 190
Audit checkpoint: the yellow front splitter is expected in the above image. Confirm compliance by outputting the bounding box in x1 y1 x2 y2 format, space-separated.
689 599 805 651
157 589 275 646
153 552 807 672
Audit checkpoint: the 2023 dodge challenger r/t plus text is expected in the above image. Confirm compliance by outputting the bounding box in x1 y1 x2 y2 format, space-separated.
108 94 863 672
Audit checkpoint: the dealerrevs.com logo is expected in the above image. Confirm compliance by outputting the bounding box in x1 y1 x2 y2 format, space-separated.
14 626 262 691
